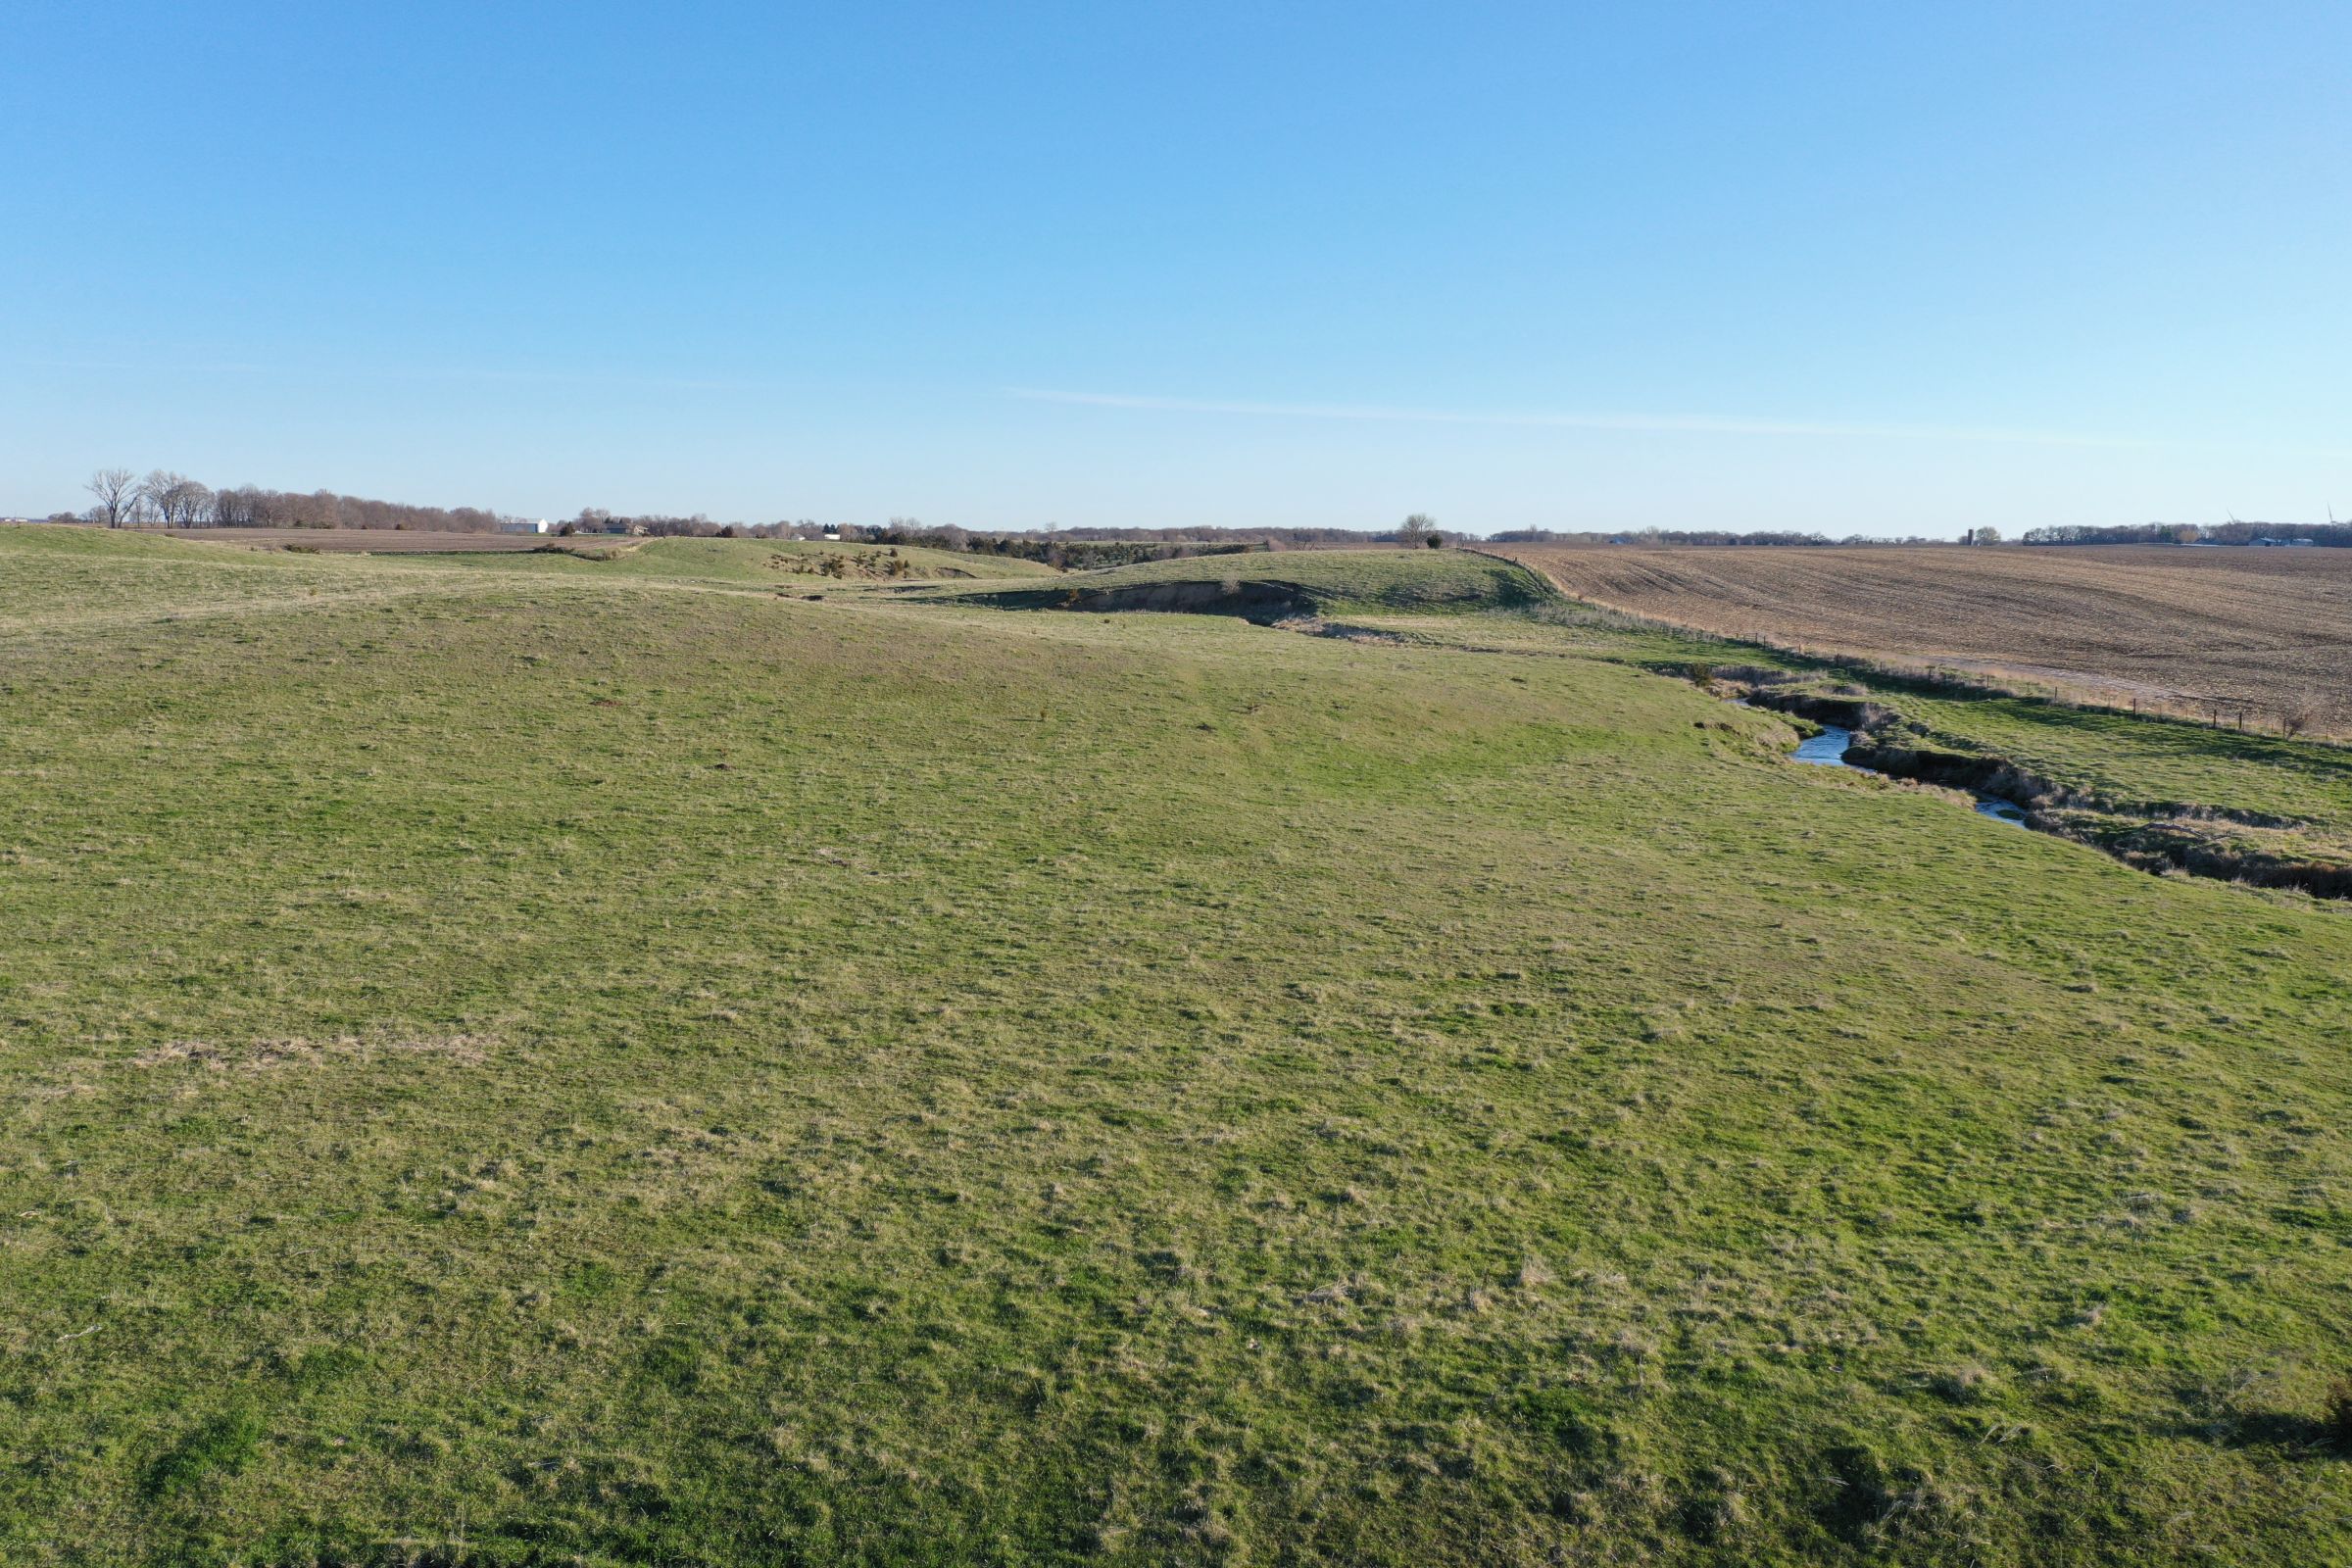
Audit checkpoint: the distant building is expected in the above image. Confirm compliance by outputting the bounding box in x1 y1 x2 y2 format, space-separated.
498 518 553 535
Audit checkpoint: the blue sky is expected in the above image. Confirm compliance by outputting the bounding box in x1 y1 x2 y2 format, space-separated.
5 1 2347 534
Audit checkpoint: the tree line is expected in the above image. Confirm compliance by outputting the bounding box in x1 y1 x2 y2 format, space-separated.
2020 521 2352 547
91 470 2333 549
75 468 517 532
1493 527 1854 546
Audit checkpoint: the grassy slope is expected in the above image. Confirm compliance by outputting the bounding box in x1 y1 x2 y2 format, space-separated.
1386 601 2352 840
0 524 510 641
1870 695 2352 828
2 530 2349 1566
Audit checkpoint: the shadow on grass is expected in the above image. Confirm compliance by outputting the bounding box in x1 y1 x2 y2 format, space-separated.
2176 1409 2352 1456
142 1406 266 1498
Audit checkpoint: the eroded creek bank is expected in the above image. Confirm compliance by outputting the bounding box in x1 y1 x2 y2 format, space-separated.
1731 683 2351 901
1789 719 2027 825
958 578 1315 622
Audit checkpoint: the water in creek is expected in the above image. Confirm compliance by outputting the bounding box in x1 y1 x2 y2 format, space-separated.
1791 724 1859 765
1790 722 2027 826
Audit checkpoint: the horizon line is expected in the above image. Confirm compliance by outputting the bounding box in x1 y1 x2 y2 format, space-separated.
1005 387 2146 449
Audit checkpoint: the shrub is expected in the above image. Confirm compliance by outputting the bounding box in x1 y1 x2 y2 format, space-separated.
2280 697 2328 738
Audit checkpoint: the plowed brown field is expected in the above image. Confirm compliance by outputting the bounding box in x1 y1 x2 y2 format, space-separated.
1492 543 2352 725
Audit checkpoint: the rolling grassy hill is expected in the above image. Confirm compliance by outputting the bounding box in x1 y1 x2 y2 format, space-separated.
2 527 2348 1567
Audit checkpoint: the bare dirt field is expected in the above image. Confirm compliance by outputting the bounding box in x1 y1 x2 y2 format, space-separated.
1490 543 2352 727
149 526 614 553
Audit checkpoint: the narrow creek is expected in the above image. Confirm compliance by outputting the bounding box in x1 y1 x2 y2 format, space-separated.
1730 692 2345 898
1787 721 2028 825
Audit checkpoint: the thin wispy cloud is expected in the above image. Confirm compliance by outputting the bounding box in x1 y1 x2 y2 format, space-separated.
1008 387 2144 449
17 356 763 394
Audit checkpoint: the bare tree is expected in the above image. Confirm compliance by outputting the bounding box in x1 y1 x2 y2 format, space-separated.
137 470 213 526
137 470 174 524
172 480 214 525
84 468 138 528
1396 513 1441 548
213 484 257 526
136 471 167 524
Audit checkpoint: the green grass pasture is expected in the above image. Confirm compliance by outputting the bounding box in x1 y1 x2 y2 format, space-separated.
2 529 2347 1566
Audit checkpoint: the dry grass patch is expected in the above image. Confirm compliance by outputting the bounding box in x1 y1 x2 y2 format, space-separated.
127 1033 494 1070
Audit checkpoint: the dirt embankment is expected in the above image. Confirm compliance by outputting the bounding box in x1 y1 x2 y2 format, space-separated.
960 579 1314 622
1745 690 1902 734
1059 579 1307 619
